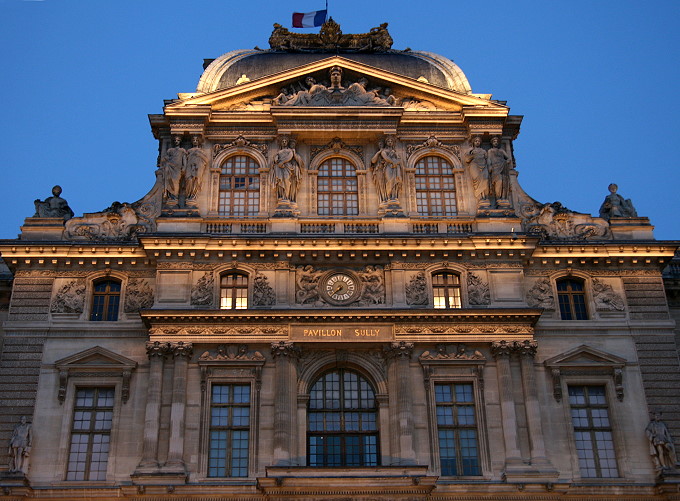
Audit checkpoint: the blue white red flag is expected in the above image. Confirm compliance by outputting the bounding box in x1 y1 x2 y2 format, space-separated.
292 10 327 28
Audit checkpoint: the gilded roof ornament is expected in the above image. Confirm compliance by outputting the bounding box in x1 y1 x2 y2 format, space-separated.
269 18 393 53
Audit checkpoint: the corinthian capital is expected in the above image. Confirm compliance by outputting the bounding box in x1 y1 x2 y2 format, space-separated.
384 341 414 360
170 341 194 359
146 341 170 359
490 340 513 359
271 341 301 359
516 339 538 358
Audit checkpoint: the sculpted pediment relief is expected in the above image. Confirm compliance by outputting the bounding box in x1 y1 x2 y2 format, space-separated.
168 57 503 114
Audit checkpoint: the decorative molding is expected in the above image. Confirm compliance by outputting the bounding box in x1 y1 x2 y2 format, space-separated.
384 341 414 360
405 135 461 158
592 278 625 311
50 279 86 313
525 278 555 310
419 343 485 361
124 278 154 313
405 272 428 306
397 324 534 336
212 135 268 158
467 272 490 306
271 341 301 360
310 137 363 161
191 272 214 306
198 344 265 362
253 273 276 306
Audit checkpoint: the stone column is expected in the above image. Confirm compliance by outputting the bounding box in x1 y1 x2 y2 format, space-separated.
490 341 522 465
517 340 555 471
385 341 416 464
164 341 193 472
136 341 169 472
271 341 300 465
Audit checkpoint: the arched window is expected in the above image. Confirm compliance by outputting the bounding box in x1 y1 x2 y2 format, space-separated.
415 156 457 216
432 272 462 309
307 369 379 467
90 279 121 321
317 158 358 216
220 273 248 310
557 278 588 320
219 155 260 216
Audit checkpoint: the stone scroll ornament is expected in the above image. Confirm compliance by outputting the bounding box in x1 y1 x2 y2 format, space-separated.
64 198 158 242
33 185 74 221
50 279 86 313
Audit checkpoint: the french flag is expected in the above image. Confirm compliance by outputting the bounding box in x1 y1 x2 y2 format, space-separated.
292 9 327 28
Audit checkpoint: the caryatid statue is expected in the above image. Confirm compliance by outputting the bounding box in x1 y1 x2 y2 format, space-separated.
270 136 304 203
487 136 512 205
464 136 489 206
185 135 209 205
160 135 187 205
599 183 638 221
8 416 32 474
370 135 403 204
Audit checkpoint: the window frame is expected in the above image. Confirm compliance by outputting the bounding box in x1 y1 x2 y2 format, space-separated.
556 277 589 320
306 368 380 468
217 154 261 217
414 155 458 217
89 278 122 322
219 272 249 310
316 157 359 217
432 271 462 309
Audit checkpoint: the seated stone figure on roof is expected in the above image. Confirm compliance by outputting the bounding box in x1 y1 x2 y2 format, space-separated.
599 183 637 221
33 185 74 221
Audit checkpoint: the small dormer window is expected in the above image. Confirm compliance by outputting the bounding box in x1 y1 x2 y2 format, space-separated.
90 280 121 321
433 272 462 309
557 278 588 320
220 273 248 310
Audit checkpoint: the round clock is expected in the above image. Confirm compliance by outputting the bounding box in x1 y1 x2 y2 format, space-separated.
320 270 361 306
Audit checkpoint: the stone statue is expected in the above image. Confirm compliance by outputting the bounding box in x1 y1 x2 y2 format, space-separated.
646 412 678 472
599 184 638 220
33 185 74 221
487 136 511 204
371 136 403 204
296 265 322 304
8 416 32 474
185 136 209 205
464 136 489 204
270 136 304 203
159 135 187 205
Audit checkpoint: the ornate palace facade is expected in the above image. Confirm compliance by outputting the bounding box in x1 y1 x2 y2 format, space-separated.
1 21 679 500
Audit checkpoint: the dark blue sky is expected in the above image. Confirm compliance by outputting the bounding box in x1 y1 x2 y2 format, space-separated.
1 0 678 239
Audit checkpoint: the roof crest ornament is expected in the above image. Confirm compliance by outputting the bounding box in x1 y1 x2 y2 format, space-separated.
269 18 393 53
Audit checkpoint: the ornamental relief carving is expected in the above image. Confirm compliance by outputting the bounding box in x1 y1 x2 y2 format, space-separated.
420 343 485 361
295 265 386 306
405 135 461 158
124 278 154 313
396 324 534 336
525 278 555 310
191 273 214 306
253 273 275 306
592 278 625 311
310 137 363 162
149 325 288 338
467 272 490 306
199 344 265 362
212 135 268 158
524 268 661 277
405 272 428 306
50 279 86 314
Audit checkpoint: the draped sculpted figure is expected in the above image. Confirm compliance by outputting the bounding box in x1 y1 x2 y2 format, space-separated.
464 136 489 204
487 136 511 202
160 135 187 205
185 135 209 204
270 136 304 203
370 135 403 204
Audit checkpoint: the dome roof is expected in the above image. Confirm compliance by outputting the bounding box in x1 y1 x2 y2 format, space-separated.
196 49 472 95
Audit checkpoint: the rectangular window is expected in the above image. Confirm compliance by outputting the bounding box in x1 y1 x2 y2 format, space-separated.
66 387 114 481
435 382 480 476
568 385 618 478
208 384 251 477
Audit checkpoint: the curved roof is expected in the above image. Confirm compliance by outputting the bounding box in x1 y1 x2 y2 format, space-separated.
197 49 472 95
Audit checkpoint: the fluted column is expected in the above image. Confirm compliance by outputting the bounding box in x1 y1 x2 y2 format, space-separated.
271 341 300 465
517 340 554 469
385 341 416 464
490 341 522 464
136 341 169 472
164 341 193 472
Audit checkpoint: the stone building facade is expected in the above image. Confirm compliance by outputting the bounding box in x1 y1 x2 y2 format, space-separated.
1 20 679 500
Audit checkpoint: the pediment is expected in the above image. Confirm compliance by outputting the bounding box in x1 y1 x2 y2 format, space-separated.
166 56 506 114
55 346 138 371
544 345 626 369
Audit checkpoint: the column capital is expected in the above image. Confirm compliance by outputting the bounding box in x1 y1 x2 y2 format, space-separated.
170 341 193 359
271 341 301 359
145 341 171 359
490 340 513 359
384 341 414 360
516 339 538 358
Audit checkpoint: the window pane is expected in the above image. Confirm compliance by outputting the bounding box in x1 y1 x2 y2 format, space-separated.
317 158 358 216
219 156 260 216
415 156 457 216
220 273 248 310
435 383 480 476
209 384 251 477
90 280 121 321
433 272 462 309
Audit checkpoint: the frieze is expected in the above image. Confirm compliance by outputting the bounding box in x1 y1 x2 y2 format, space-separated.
206 128 277 137
310 137 363 161
149 325 288 338
198 344 265 362
213 135 268 158
254 263 284 271
50 279 86 314
15 269 155 278
275 120 397 130
157 262 194 270
524 268 662 277
396 324 534 336
420 343 485 361
405 136 461 158
463 263 525 269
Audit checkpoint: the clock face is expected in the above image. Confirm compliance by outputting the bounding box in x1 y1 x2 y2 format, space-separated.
322 272 360 305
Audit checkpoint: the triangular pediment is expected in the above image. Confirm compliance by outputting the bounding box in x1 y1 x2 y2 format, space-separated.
55 346 138 371
544 345 626 368
166 56 506 113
